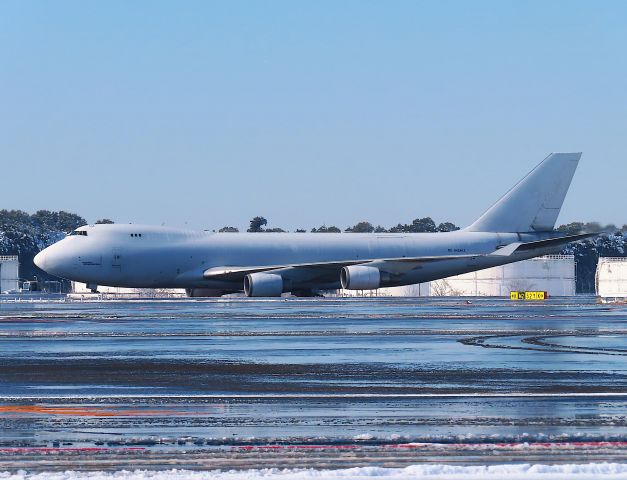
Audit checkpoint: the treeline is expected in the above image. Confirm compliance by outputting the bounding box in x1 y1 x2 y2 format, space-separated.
1 210 626 294
557 221 627 235
0 209 87 285
220 216 461 233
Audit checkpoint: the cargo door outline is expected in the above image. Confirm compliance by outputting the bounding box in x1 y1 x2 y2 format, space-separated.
112 248 123 271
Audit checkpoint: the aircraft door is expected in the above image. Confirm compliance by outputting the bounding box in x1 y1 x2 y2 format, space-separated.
112 248 122 271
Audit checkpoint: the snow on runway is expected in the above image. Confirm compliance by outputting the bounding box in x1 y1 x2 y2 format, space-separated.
3 464 627 480
1 296 627 469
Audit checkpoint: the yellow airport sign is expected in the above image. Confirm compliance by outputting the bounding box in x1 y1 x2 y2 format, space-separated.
510 291 548 300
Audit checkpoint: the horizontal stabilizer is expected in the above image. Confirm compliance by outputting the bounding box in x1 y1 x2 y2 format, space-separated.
513 232 597 252
490 232 596 257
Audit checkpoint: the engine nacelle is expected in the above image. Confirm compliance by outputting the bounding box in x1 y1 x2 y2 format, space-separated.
244 272 284 297
340 265 381 290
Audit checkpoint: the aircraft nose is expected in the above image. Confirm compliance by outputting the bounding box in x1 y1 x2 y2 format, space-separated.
33 243 72 277
34 250 48 271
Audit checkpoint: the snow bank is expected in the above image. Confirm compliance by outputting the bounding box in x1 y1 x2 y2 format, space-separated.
2 463 627 480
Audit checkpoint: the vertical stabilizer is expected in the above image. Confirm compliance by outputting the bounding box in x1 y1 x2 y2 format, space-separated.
466 153 581 233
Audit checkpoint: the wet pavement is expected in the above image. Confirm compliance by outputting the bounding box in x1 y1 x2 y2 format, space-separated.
0 296 627 469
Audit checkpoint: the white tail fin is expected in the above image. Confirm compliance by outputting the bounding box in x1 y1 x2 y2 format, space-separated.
466 152 581 233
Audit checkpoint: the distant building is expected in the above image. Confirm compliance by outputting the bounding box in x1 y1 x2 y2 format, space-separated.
596 257 627 301
338 255 576 297
0 256 19 293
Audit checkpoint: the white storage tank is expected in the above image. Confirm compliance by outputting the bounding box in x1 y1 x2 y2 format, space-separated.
596 257 627 300
431 254 576 297
0 256 19 293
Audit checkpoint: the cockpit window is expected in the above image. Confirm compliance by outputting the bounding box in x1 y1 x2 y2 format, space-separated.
69 230 87 236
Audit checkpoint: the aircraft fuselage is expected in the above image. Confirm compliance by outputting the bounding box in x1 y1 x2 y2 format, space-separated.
34 224 561 293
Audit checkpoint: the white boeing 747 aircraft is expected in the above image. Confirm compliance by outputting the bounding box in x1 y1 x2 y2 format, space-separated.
35 153 592 297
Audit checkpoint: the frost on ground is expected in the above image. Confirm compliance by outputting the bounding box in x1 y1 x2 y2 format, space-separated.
2 464 627 480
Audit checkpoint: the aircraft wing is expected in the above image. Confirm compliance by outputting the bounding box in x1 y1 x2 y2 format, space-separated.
202 232 596 281
203 253 486 281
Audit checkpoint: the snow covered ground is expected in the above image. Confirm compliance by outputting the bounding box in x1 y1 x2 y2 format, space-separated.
2 300 627 474
3 464 627 480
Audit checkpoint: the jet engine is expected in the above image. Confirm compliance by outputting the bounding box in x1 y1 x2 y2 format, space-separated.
244 272 284 297
340 265 381 290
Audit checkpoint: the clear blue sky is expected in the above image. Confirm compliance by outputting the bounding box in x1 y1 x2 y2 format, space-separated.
1 1 625 231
